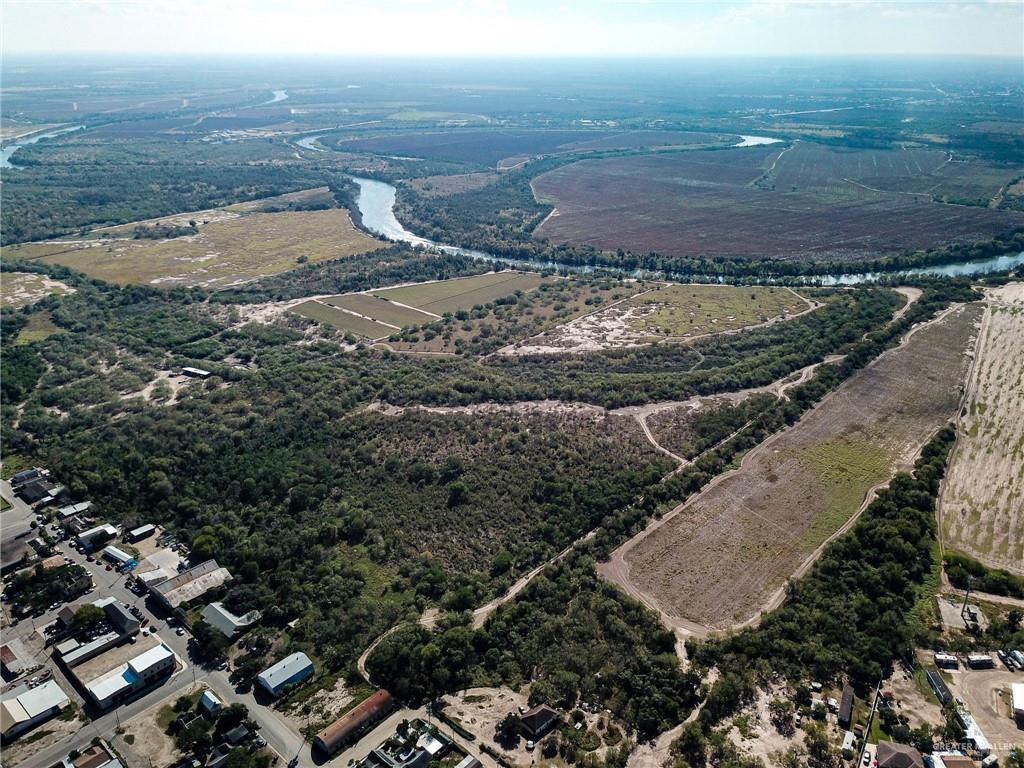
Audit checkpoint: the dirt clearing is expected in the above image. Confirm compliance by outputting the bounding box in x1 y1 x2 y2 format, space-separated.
607 303 982 631
939 282 1024 576
0 271 74 308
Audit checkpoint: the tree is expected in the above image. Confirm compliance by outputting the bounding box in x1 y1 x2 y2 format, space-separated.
496 712 520 746
72 604 105 632
768 698 795 735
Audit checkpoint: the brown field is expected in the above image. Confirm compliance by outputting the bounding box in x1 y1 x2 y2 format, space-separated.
0 271 74 308
533 144 1024 262
608 303 982 630
323 293 436 327
7 208 383 288
939 283 1024 575
499 283 812 355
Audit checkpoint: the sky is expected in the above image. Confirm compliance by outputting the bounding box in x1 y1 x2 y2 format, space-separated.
3 0 1022 58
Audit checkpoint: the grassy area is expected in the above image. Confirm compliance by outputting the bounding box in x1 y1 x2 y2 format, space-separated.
15 311 63 345
292 300 394 339
0 272 74 309
370 271 548 315
324 293 434 328
8 209 383 288
623 284 809 338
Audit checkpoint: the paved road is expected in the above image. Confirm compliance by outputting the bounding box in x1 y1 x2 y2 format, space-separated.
1 478 38 570
9 538 312 768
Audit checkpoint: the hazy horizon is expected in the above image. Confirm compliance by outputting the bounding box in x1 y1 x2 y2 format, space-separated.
3 0 1022 58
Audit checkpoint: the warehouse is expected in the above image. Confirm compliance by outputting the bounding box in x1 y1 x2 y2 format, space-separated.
0 680 70 740
313 689 395 756
151 559 232 611
256 652 314 697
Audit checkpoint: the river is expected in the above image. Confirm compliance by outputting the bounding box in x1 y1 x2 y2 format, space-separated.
1 125 84 169
352 176 1024 285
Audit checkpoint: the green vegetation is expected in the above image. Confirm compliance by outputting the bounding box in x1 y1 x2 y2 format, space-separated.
944 552 1024 599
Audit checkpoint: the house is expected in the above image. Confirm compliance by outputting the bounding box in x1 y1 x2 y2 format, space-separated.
9 467 45 488
77 524 119 551
125 524 156 543
199 690 222 714
0 680 70 740
225 724 251 746
453 757 482 768
200 602 260 639
838 684 854 727
17 479 58 506
57 501 92 520
876 741 925 768
256 651 313 697
69 742 124 768
313 689 395 756
519 704 561 740
207 745 234 768
181 367 211 379
151 559 231 611
0 642 29 680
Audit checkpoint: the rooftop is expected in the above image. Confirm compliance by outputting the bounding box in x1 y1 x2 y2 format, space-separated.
73 633 161 683
257 651 313 689
153 559 231 608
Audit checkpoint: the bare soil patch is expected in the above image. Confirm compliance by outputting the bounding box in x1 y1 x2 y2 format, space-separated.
0 272 74 309
612 304 982 630
939 282 1024 575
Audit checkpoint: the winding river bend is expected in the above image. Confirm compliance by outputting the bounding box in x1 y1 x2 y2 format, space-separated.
352 176 1024 285
1 125 84 169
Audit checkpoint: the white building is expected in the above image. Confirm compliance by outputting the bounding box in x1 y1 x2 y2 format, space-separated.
84 643 175 710
1012 682 1024 720
201 602 260 639
0 680 70 739
77 524 119 550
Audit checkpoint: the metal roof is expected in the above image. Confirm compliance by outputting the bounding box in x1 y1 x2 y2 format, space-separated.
257 651 312 690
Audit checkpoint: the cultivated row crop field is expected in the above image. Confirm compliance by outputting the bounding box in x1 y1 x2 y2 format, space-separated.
336 128 728 168
940 283 1024 575
533 143 1024 262
613 302 981 630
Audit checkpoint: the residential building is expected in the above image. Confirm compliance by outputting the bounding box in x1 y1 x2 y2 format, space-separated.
520 704 560 740
314 689 396 756
201 602 260 639
956 708 992 756
0 680 69 740
57 501 92 520
926 668 953 705
966 653 994 669
0 642 29 680
199 690 222 714
876 742 925 768
151 559 231 611
17 479 58 506
256 651 313 697
9 467 45 488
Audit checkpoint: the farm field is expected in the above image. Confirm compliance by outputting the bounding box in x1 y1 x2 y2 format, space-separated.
533 144 1024 262
296 273 648 354
292 300 395 339
6 208 383 288
369 271 549 315
335 128 729 168
939 282 1024 575
0 271 74 308
610 302 982 630
499 283 813 355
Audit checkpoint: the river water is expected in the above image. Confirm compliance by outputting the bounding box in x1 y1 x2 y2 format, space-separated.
352 176 1024 285
1 125 84 169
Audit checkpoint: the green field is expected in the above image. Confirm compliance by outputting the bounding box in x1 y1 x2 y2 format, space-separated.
370 271 548 315
323 293 434 328
625 284 810 338
292 300 395 339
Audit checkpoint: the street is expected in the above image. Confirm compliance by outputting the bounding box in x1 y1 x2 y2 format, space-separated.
5 535 312 768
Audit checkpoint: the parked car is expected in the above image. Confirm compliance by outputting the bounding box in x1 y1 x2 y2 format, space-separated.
176 627 186 636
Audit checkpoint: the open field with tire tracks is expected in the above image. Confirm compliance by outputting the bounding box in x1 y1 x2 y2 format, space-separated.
939 282 1024 575
600 301 983 631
